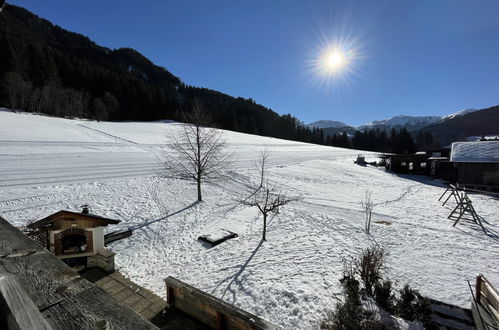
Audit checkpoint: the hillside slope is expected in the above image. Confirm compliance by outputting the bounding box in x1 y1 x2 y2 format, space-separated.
0 4 323 144
0 110 497 328
421 105 499 144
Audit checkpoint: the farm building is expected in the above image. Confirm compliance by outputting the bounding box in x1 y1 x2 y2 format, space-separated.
381 153 430 175
26 206 120 272
450 141 499 189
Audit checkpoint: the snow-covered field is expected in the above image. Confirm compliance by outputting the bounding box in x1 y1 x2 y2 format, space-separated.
1 109 498 329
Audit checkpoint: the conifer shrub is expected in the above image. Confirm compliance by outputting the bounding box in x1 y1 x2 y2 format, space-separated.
374 280 395 313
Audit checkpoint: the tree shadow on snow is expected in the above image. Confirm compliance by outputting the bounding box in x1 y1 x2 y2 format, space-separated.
210 239 264 303
131 201 199 230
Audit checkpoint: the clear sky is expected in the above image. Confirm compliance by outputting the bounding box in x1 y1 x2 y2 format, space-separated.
8 0 499 126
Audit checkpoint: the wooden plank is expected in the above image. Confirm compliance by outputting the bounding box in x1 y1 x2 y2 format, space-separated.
0 275 53 330
0 216 157 329
165 276 282 330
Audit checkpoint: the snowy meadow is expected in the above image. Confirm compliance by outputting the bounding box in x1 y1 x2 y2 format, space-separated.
0 110 498 329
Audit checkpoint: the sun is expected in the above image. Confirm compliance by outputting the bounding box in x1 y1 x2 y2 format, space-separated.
326 52 345 70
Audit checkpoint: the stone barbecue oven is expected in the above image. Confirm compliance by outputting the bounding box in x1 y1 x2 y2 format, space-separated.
54 227 93 255
27 208 120 272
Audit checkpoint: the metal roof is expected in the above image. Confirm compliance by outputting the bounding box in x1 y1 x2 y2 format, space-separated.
450 141 499 163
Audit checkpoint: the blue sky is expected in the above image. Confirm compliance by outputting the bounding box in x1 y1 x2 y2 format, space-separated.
9 0 499 126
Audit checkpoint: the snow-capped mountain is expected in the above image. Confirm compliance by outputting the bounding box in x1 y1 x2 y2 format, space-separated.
358 115 441 132
440 108 478 121
307 108 484 134
307 120 348 129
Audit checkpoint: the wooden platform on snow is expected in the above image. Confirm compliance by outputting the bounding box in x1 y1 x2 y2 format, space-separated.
198 229 238 248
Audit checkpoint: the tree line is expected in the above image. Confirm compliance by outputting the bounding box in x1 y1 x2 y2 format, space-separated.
325 128 436 154
0 4 434 153
0 4 324 145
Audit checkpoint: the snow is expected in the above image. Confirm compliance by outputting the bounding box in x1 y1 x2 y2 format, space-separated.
450 141 499 163
1 110 498 329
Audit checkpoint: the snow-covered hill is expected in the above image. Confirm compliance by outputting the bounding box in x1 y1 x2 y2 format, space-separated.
0 110 497 329
307 120 349 129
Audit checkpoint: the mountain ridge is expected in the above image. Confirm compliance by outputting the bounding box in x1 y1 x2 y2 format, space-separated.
307 108 481 131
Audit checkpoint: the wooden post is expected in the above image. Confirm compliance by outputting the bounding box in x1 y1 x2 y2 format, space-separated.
216 311 223 330
476 275 483 305
166 286 174 307
438 186 451 201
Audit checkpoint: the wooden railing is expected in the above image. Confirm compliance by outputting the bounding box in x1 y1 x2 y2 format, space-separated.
0 276 53 330
477 275 499 322
0 216 158 330
165 276 282 330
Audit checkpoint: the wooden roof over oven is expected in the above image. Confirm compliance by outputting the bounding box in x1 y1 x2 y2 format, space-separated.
27 210 121 230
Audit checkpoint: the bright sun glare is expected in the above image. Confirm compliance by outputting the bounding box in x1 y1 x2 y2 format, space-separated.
305 20 365 91
326 52 345 70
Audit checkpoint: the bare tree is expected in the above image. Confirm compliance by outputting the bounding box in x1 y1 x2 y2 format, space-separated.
362 190 374 234
241 150 295 241
257 148 270 188
162 99 232 202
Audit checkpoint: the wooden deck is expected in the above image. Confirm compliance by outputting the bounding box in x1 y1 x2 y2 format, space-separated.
0 216 157 329
94 271 168 321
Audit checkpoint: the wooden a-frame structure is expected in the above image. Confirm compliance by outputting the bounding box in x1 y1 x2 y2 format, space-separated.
447 189 487 233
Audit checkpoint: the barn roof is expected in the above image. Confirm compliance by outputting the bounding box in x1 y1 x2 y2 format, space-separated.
28 210 120 229
450 141 499 163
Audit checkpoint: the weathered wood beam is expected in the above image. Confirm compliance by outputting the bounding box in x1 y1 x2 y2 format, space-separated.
0 275 53 330
165 276 282 330
0 216 158 329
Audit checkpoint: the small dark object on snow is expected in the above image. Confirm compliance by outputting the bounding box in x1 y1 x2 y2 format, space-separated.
198 229 238 248
354 154 366 165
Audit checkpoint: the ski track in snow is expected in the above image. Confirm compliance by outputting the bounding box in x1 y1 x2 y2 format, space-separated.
0 111 498 329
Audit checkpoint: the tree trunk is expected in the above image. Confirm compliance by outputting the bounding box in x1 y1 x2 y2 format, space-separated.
262 213 267 241
197 177 202 202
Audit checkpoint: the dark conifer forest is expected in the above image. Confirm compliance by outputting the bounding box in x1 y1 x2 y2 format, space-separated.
0 5 325 144
0 4 429 153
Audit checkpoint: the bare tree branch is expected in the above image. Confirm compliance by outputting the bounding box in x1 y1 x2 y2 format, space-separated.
361 190 374 234
161 99 233 201
240 150 297 241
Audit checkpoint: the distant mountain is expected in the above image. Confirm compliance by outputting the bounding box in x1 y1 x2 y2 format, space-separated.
307 120 348 129
420 105 499 145
310 107 489 139
440 108 479 121
358 115 441 132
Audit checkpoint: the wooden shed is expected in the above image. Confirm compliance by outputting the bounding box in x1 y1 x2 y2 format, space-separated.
27 207 120 272
450 141 499 190
381 153 430 175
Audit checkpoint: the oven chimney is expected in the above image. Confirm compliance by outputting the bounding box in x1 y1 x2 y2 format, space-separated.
81 204 89 214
